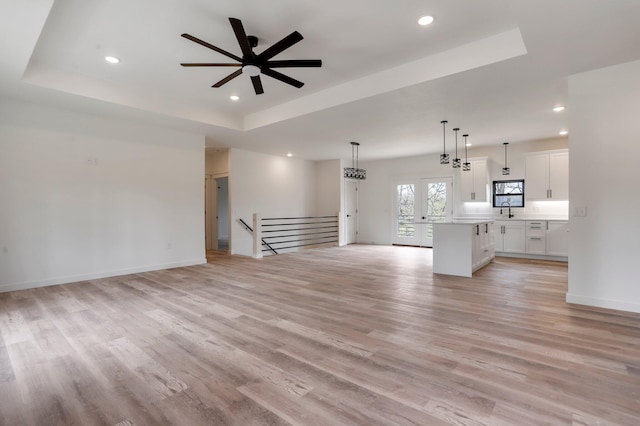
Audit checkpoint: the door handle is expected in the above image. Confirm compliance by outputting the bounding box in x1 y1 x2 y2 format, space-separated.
346 214 352 217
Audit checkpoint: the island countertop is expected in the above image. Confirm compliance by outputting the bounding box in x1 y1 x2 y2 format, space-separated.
423 219 494 225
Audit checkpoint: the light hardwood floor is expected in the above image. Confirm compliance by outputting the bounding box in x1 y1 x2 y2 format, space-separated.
1 245 639 425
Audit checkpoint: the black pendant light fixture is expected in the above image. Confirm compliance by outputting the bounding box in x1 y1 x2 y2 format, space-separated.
452 127 461 168
439 120 450 164
344 141 366 180
462 134 471 171
502 142 510 175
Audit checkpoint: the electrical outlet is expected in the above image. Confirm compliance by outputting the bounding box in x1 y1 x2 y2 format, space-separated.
574 206 587 217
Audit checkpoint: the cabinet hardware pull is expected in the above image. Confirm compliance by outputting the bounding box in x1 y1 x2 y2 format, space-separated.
530 237 542 240
549 189 552 198
485 223 488 233
476 225 479 236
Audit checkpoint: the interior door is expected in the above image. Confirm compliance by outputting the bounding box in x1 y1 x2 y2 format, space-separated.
420 177 453 247
345 180 358 244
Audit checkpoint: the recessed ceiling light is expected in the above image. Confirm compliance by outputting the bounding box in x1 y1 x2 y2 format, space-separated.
287 153 293 157
465 143 472 147
104 56 120 64
418 16 434 26
559 130 568 135
230 95 239 101
553 106 566 112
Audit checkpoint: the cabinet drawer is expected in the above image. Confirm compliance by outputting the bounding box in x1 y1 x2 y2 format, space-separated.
526 221 546 238
526 236 546 254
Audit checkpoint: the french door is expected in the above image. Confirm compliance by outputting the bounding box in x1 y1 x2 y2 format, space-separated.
392 177 452 247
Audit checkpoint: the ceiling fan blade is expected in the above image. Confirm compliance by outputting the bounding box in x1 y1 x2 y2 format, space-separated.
258 31 304 61
212 69 243 88
181 63 242 67
266 59 322 68
261 68 304 88
181 33 242 62
251 75 264 95
229 18 253 59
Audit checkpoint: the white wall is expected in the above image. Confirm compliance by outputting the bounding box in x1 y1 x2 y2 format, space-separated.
315 159 342 216
0 100 206 292
357 138 568 245
229 149 316 256
567 59 640 313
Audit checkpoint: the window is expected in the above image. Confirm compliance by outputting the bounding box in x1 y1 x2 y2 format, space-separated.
493 179 525 208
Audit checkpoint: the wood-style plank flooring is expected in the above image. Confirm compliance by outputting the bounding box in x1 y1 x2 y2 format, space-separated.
1 245 639 425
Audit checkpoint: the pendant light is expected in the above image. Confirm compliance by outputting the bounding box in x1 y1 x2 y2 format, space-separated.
462 134 471 171
452 127 461 168
439 120 450 164
343 141 367 180
502 142 510 175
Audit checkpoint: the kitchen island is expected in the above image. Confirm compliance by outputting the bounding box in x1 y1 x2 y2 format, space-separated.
432 220 495 277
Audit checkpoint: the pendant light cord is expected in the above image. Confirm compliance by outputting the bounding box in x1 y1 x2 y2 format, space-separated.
464 134 468 161
441 120 447 153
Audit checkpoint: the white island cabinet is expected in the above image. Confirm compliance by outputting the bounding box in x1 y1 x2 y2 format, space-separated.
433 220 495 277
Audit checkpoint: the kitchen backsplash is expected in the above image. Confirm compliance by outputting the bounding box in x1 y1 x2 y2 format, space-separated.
458 200 569 220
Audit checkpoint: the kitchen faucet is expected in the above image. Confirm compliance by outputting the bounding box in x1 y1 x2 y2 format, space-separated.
500 201 514 218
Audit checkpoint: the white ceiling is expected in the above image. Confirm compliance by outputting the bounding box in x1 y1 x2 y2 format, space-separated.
2 0 640 161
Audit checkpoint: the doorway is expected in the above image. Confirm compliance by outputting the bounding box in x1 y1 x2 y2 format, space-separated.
391 177 452 247
344 180 358 244
205 176 229 252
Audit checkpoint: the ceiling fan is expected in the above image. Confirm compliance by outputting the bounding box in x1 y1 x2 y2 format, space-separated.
180 17 322 95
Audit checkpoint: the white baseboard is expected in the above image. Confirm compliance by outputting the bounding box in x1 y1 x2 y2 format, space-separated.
495 252 567 262
0 258 207 294
566 293 640 314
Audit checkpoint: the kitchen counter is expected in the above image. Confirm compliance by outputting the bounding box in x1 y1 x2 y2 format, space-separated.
454 217 568 221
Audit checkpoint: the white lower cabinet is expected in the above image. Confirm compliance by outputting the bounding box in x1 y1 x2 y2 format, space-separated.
546 221 569 256
494 219 568 259
495 220 525 253
473 222 495 270
526 221 546 255
433 221 494 277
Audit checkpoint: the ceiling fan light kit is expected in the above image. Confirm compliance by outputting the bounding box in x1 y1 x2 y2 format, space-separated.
180 17 322 95
242 65 260 77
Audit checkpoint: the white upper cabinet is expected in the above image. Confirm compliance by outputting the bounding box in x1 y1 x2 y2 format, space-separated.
459 158 488 202
525 150 569 200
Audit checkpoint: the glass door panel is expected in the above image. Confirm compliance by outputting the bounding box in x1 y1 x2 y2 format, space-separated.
421 178 452 246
